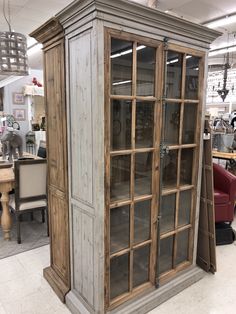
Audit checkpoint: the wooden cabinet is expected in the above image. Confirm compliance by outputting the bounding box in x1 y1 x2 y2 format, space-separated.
31 1 220 313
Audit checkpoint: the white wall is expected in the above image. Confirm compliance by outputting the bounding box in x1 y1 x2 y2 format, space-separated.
3 69 43 149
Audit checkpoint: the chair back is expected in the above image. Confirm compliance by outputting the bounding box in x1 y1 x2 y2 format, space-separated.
37 140 46 158
14 159 47 208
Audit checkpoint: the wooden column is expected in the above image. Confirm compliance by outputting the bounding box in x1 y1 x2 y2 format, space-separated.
30 19 70 302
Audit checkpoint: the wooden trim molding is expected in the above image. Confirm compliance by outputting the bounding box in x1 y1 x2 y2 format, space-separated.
30 17 63 44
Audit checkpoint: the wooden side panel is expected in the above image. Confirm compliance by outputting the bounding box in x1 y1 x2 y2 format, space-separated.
44 39 70 297
69 30 93 206
66 22 105 313
197 118 216 273
72 205 94 306
49 189 70 281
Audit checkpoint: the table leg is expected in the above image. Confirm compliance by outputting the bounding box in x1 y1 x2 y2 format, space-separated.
0 191 12 240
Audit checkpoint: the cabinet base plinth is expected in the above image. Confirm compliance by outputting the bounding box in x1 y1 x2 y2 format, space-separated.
44 266 70 303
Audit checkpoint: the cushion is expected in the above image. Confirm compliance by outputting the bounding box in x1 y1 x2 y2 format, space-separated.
10 196 47 211
214 189 229 204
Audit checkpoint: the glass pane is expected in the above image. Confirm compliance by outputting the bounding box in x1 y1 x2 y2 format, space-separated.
133 245 150 288
135 152 152 196
110 205 130 254
176 229 189 265
111 38 133 95
134 200 151 244
178 190 192 227
137 45 156 96
180 149 193 185
166 51 183 99
111 99 132 150
182 104 197 144
160 194 176 234
111 155 131 202
185 55 200 99
163 103 180 145
136 101 154 148
110 253 129 299
158 236 174 274
162 150 178 189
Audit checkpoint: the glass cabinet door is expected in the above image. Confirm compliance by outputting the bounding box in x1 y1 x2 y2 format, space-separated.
105 30 205 309
158 48 203 282
106 31 161 307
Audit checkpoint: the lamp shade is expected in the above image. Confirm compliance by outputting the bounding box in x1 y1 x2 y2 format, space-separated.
0 31 28 76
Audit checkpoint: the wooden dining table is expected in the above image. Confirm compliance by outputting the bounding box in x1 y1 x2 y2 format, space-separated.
0 166 14 240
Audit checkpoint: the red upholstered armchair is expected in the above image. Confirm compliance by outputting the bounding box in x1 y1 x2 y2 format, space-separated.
213 163 236 223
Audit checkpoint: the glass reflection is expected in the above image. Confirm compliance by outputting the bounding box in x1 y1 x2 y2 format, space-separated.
134 200 151 244
166 51 183 99
182 104 197 144
180 149 193 185
185 55 200 99
111 99 132 150
111 38 133 95
160 193 176 234
134 152 152 196
158 236 174 274
136 101 154 148
162 150 178 189
163 103 180 145
110 253 129 299
133 245 150 287
178 190 192 226
110 205 130 254
137 45 156 96
111 155 131 202
176 229 189 265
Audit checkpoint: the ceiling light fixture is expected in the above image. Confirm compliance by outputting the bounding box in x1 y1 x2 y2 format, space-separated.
0 0 28 76
203 13 236 29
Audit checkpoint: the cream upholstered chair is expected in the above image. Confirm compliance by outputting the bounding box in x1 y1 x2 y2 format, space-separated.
10 159 48 244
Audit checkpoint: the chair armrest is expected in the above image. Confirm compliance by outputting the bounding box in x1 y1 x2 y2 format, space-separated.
213 163 236 204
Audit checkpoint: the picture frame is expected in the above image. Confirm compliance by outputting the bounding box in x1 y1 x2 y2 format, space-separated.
13 92 24 104
13 109 26 121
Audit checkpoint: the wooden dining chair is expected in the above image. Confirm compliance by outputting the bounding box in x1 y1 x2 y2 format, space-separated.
9 159 48 244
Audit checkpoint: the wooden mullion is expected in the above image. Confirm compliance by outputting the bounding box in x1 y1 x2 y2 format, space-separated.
135 96 157 101
133 239 152 250
110 147 155 156
110 248 131 259
133 194 153 203
162 185 194 196
129 41 137 294
160 224 191 239
167 144 197 151
110 199 132 209
110 95 134 100
184 99 199 104
104 29 111 308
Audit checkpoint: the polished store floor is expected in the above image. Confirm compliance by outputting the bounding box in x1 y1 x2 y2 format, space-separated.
0 221 235 314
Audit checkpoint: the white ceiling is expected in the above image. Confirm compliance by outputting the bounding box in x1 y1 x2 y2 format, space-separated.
0 0 236 72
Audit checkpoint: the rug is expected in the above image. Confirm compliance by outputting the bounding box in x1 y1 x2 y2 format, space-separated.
0 211 49 259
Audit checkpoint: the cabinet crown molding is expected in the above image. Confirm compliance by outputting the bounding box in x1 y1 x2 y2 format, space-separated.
55 0 220 47
30 17 63 44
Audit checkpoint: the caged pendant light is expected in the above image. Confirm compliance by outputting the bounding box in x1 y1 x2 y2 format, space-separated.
0 0 28 76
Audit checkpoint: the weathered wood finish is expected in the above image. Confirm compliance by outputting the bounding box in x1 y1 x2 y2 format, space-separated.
30 25 70 301
31 1 220 313
65 20 105 314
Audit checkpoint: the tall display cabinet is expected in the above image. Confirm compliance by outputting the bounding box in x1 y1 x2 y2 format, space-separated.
31 0 220 313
